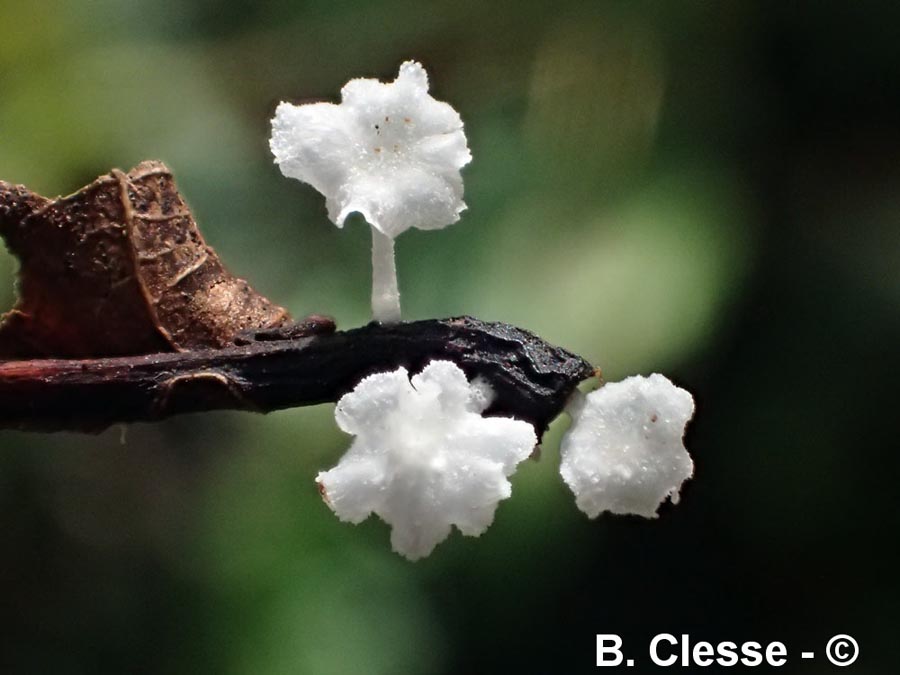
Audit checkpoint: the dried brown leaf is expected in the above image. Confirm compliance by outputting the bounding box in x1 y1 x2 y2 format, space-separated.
0 161 290 357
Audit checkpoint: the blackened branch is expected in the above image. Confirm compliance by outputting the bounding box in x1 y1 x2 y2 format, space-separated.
0 317 595 436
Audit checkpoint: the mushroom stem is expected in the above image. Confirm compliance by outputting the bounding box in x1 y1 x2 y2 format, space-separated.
370 227 401 323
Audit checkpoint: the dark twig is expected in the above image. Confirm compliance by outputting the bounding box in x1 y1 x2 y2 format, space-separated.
0 316 595 436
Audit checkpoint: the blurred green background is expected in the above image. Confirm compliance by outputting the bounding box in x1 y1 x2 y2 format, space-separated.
1 1 898 673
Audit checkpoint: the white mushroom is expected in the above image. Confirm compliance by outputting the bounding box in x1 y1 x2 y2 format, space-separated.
560 374 695 519
270 61 472 323
316 361 537 560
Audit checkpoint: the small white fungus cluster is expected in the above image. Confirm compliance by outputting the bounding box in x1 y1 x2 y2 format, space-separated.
318 363 695 559
270 62 697 559
560 374 695 519
316 361 536 561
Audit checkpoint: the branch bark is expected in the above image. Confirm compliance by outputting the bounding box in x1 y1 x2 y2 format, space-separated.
0 316 595 436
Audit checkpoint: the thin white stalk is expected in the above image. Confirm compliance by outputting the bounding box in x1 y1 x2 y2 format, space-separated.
370 227 401 323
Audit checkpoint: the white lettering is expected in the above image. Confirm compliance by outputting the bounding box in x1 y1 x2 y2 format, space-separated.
766 642 787 666
741 641 763 667
596 634 623 667
641 635 790 668
649 633 678 667
717 641 738 667
693 641 715 666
